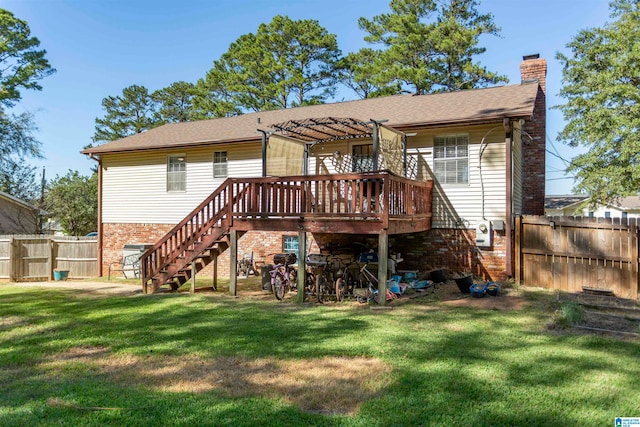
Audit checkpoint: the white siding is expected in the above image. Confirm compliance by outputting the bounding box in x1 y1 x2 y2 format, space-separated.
408 124 507 229
102 125 511 229
102 143 262 224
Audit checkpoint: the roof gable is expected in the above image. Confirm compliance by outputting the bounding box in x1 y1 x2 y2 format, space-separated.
0 190 38 211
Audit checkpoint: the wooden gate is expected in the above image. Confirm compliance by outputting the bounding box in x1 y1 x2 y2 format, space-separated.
515 216 639 300
0 235 98 281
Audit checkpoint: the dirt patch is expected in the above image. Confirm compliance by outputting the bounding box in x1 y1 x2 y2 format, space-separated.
235 278 528 311
402 280 528 311
45 347 391 415
559 292 640 337
0 316 28 330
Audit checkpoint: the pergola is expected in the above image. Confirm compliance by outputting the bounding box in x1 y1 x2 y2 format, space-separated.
259 117 408 177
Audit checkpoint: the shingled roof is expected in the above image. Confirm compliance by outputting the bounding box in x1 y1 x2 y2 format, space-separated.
83 82 540 155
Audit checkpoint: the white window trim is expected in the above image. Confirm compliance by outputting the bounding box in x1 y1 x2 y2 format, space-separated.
167 154 187 192
433 134 469 186
282 235 299 253
213 151 228 178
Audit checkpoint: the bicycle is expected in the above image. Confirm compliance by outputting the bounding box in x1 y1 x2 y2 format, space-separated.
334 257 359 302
355 262 397 304
271 253 298 300
306 253 338 303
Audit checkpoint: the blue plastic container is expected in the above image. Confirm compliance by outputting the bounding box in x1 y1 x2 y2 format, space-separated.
485 282 501 296
54 270 69 281
469 283 486 298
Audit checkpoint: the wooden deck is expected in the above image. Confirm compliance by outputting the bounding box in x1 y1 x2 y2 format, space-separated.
141 171 432 293
229 171 433 235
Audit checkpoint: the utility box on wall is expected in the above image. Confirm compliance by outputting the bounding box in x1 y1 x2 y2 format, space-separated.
475 220 492 248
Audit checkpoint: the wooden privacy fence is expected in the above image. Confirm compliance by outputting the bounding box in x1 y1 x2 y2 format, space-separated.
515 216 639 300
0 235 98 281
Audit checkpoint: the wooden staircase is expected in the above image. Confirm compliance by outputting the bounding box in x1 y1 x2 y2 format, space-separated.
140 179 242 293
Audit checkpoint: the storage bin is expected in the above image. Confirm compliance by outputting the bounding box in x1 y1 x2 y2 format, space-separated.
454 274 473 293
469 283 486 298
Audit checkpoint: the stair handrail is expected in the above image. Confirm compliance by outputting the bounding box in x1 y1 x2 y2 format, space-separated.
141 178 236 286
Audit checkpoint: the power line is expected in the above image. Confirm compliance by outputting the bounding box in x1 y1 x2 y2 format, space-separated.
546 176 575 181
546 148 572 164
547 136 571 167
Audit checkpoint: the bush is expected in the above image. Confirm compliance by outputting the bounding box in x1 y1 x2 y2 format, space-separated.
553 302 584 328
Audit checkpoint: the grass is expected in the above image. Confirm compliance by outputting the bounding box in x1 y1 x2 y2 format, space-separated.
1 282 639 426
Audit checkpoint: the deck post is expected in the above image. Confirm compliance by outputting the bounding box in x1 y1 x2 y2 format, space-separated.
229 229 238 296
297 230 306 303
212 250 218 291
378 232 388 306
372 121 379 171
190 261 196 294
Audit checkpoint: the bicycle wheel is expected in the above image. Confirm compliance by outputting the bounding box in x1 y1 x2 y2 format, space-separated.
273 273 286 300
335 278 345 301
305 272 316 295
316 275 328 303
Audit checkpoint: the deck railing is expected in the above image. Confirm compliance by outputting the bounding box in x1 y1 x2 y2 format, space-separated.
228 170 433 226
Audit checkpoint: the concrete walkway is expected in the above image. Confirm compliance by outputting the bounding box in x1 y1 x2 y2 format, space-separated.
8 280 143 296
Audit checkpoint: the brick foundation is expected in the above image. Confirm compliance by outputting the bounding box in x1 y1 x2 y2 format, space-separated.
101 224 320 279
103 224 508 281
389 229 509 281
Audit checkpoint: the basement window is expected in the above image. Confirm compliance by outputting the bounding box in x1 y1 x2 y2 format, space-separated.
167 155 186 192
282 235 299 253
213 151 228 178
433 135 469 184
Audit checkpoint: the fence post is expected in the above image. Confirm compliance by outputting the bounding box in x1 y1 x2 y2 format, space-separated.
514 215 522 286
48 237 55 281
632 222 640 299
9 236 15 281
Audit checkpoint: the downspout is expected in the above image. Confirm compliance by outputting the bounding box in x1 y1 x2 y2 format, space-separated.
478 126 502 220
88 154 103 276
504 118 513 277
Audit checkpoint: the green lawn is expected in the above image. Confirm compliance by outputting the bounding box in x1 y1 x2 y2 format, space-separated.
0 283 638 426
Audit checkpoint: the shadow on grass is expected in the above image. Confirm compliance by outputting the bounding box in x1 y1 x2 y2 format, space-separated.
1 286 639 426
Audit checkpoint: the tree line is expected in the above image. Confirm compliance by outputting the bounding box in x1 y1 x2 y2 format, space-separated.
90 0 507 145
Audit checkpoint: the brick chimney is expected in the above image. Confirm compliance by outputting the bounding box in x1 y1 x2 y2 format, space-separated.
520 53 547 94
520 54 547 215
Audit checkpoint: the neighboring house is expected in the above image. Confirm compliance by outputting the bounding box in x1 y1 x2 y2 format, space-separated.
82 55 547 290
546 195 640 219
0 191 42 234
544 195 589 217
42 219 65 236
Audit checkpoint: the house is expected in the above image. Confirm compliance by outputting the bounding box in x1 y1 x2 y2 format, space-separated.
0 191 42 234
545 195 640 219
82 55 547 293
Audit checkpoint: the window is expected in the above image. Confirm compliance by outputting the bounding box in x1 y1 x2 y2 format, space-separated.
433 135 469 184
282 235 299 253
167 155 186 192
622 212 628 219
588 211 595 218
352 144 374 172
213 151 228 178
605 211 611 218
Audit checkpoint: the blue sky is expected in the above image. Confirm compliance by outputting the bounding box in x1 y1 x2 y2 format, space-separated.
1 0 611 195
